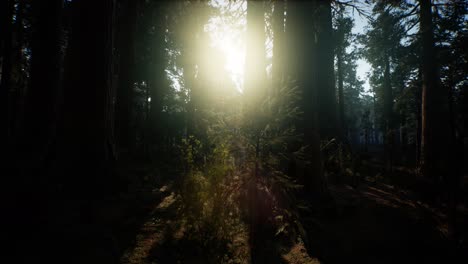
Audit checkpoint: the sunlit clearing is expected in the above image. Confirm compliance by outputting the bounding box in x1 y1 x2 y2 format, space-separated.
205 0 246 92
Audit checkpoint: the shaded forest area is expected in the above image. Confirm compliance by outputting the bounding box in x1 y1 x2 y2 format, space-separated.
1 0 468 263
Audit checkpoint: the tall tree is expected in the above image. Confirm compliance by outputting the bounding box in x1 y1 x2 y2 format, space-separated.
22 0 63 166
360 6 405 171
315 0 338 140
244 0 267 106
148 1 168 156
419 0 451 180
58 0 116 196
287 1 325 195
115 0 138 152
244 1 267 260
0 0 14 145
335 14 353 139
272 0 285 97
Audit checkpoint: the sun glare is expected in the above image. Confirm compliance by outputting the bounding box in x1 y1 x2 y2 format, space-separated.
206 0 247 91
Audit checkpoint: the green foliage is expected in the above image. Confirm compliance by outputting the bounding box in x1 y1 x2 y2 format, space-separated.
177 131 241 254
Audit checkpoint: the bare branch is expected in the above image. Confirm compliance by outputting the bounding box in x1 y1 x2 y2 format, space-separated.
335 0 373 20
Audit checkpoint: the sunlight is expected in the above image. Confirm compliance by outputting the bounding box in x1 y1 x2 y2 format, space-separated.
205 0 246 91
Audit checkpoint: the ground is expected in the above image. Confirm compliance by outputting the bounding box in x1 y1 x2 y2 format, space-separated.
114 175 467 263
12 159 466 263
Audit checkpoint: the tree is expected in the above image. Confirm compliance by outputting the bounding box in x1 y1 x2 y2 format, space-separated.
419 0 451 181
0 0 14 145
272 0 285 97
244 0 267 259
315 0 338 140
244 0 267 106
22 0 63 166
147 1 168 157
335 14 353 139
360 5 405 171
58 0 116 197
287 1 325 195
115 0 138 153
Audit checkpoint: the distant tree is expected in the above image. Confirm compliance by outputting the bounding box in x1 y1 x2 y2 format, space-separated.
244 0 267 259
360 5 405 171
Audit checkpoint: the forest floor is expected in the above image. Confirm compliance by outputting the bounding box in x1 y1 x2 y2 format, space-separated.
112 165 468 264
22 156 467 263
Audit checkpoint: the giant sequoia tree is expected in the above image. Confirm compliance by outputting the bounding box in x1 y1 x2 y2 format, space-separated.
23 0 63 165
287 1 325 195
419 0 451 181
59 0 116 196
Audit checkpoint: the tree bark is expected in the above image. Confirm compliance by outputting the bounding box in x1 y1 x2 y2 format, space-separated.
287 1 325 195
0 0 14 145
59 0 115 197
245 1 267 260
23 0 63 167
115 0 138 151
337 46 345 139
148 2 166 154
419 0 450 180
244 0 266 106
272 0 285 97
315 0 338 140
383 54 393 171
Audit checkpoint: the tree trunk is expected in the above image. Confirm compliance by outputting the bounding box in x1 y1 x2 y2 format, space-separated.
287 1 325 195
23 0 63 167
245 1 267 260
315 0 338 140
148 2 166 156
337 46 345 139
383 54 393 172
0 0 14 146
272 0 285 97
59 0 115 197
419 0 450 181
244 0 266 106
115 0 138 152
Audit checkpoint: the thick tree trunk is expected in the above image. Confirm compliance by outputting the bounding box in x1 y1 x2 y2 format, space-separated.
244 0 266 106
419 0 450 180
287 1 325 195
245 1 267 260
23 0 63 167
59 0 115 197
148 2 166 155
115 0 137 152
0 0 14 145
315 0 338 140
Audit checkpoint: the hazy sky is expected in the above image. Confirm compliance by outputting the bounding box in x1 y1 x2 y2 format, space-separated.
353 11 372 93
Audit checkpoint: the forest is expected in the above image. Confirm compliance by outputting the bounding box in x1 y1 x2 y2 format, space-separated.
1 0 468 263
